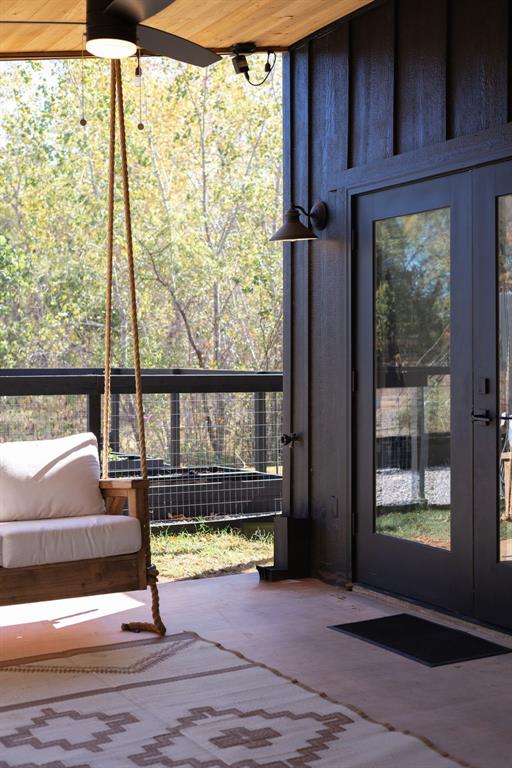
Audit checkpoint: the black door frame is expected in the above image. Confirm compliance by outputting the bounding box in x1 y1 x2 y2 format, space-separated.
353 173 474 612
473 160 512 629
341 130 512 590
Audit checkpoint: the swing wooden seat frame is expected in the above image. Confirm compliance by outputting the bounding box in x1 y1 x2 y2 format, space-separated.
0 61 165 636
0 479 147 609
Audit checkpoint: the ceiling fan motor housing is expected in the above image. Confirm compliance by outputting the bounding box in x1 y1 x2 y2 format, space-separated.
86 0 137 48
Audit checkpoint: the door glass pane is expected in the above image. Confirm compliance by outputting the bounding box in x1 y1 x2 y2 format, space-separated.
498 195 512 561
375 208 451 549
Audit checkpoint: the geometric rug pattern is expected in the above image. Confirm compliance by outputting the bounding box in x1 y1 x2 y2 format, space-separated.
0 632 467 767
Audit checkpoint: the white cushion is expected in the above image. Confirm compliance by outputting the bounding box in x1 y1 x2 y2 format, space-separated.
0 515 141 568
0 433 105 522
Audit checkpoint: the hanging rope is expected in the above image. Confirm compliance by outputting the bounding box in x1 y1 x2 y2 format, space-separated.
114 59 147 482
103 60 165 637
102 60 116 479
122 563 166 636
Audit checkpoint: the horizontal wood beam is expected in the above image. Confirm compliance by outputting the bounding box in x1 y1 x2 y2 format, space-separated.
0 47 289 61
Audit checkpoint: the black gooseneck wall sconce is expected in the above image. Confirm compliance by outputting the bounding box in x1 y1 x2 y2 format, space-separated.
270 201 328 242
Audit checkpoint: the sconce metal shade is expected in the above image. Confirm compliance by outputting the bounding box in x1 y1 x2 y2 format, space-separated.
270 208 317 242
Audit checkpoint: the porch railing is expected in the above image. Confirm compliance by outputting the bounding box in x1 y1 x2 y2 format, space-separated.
0 369 283 525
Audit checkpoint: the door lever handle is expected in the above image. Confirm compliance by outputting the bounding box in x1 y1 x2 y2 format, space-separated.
472 409 492 425
281 432 298 447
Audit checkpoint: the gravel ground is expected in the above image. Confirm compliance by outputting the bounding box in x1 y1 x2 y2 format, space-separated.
376 467 450 507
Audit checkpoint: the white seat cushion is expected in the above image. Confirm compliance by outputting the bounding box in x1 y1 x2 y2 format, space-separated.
0 433 105 522
0 515 141 568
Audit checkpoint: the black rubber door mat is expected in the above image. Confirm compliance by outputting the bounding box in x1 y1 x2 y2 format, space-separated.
329 613 512 666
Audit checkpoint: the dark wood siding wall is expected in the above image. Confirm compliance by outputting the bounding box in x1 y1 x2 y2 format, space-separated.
283 0 512 584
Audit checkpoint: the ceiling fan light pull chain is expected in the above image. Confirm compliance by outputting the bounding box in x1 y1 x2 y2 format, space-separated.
134 48 144 130
134 48 143 86
80 33 88 127
136 49 145 130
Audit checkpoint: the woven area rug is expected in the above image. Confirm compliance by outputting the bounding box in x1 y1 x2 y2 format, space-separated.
0 631 466 768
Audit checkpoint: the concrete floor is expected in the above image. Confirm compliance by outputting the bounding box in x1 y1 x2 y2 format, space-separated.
1 574 512 768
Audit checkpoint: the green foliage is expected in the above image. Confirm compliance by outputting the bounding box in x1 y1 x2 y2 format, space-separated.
374 209 452 439
0 56 283 371
375 209 450 368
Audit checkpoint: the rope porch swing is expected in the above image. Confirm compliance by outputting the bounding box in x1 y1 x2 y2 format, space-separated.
0 61 165 632
103 59 165 637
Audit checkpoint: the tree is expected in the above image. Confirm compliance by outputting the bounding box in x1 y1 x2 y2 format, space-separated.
0 56 283 373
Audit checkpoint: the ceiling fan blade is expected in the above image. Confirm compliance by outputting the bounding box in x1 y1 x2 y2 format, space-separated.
105 0 176 24
136 25 221 67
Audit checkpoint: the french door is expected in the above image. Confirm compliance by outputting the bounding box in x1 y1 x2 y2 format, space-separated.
355 174 474 614
473 161 512 628
355 162 512 627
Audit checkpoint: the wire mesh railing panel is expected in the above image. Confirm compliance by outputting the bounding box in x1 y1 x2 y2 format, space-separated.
0 371 283 525
0 395 87 443
105 391 283 523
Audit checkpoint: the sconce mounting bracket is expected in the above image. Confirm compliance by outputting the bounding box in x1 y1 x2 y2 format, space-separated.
309 201 328 231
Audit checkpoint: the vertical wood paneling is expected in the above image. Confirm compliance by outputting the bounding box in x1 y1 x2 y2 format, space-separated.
285 0 512 582
448 0 509 138
308 26 350 581
509 0 512 122
310 27 349 193
290 42 310 519
309 190 349 583
282 52 293 516
396 0 447 153
349 1 395 167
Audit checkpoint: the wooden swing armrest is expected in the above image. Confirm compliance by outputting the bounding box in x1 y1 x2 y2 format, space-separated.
100 478 148 519
99 478 148 491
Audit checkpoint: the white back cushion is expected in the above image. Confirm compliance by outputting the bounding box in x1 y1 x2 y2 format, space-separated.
0 433 105 522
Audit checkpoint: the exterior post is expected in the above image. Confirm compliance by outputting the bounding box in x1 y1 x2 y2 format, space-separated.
110 393 120 452
254 391 267 473
170 392 181 468
87 392 102 450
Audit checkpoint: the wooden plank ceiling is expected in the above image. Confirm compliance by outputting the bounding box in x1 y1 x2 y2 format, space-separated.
0 0 374 58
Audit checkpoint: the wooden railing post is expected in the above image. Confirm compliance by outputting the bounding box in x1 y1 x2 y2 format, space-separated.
87 392 102 449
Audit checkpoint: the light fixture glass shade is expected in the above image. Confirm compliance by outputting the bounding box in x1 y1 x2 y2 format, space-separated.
270 208 317 242
86 37 137 59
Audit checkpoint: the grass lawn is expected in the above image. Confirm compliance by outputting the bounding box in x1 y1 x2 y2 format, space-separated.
377 507 512 548
377 508 452 548
151 526 274 582
151 510 512 582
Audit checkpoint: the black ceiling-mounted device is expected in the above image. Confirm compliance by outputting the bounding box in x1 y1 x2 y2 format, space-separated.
230 41 276 86
231 42 256 76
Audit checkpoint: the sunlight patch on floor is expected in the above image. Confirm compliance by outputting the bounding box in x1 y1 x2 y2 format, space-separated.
0 592 144 629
